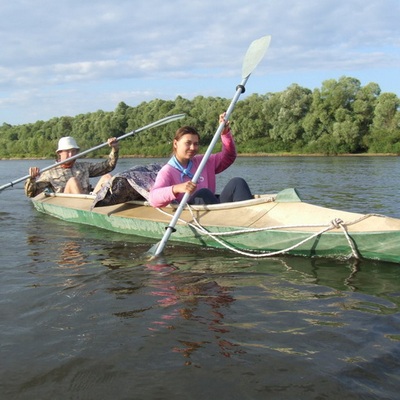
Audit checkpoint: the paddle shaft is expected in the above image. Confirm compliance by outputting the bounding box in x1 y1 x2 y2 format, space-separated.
0 113 185 192
153 78 249 256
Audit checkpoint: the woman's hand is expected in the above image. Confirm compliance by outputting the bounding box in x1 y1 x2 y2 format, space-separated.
172 181 197 196
219 112 231 135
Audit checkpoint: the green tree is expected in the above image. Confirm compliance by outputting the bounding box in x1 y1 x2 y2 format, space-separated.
303 77 364 153
268 84 312 147
234 93 270 142
0 78 399 158
365 92 400 152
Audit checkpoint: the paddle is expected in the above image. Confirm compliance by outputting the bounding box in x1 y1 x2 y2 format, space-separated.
151 35 272 257
0 113 186 192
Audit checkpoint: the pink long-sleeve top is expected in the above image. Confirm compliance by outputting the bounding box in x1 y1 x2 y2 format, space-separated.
149 132 237 207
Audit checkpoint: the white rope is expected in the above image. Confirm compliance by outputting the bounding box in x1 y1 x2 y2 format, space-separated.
335 219 360 260
154 206 381 259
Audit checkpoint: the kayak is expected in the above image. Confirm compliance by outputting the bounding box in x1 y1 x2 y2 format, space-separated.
31 187 400 264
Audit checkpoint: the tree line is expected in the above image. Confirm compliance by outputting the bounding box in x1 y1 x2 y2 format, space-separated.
1 76 399 159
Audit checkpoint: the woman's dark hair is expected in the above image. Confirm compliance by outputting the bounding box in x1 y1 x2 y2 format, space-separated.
173 126 200 141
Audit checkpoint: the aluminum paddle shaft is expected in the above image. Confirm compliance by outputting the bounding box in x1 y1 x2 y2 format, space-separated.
0 113 185 192
153 35 271 256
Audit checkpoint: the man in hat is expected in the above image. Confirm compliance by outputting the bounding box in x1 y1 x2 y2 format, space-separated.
25 136 119 197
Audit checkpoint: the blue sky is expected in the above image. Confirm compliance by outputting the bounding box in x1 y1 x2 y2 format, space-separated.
1 0 399 125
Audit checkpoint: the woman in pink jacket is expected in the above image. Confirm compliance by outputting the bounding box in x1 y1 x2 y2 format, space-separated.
149 113 252 208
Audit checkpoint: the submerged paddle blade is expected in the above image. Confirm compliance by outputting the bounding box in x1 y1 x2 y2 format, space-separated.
241 35 271 79
145 241 163 259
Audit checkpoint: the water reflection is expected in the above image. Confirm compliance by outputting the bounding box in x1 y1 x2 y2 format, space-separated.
57 241 86 269
110 257 244 365
278 256 400 300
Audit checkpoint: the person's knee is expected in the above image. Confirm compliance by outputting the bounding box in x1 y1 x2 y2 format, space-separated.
221 177 252 202
189 188 219 205
92 174 112 194
64 177 83 194
230 177 247 186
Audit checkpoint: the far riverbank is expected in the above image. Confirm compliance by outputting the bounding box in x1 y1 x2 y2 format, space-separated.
2 152 399 161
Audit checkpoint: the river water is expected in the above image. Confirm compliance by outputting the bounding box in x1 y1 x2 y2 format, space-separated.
1 156 400 400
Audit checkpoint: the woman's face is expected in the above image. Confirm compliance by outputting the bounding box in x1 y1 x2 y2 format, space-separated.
174 133 199 163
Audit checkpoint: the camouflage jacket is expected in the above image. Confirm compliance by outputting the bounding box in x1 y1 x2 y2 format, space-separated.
24 149 119 197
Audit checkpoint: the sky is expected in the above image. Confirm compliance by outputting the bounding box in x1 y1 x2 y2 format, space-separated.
1 0 399 126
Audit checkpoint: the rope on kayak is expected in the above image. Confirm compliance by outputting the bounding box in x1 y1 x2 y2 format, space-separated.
332 218 360 260
156 207 364 259
189 214 360 259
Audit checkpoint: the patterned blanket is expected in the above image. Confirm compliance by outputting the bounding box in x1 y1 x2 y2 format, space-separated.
92 163 162 208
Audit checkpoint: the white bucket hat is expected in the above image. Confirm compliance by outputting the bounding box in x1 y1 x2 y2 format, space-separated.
56 136 80 152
